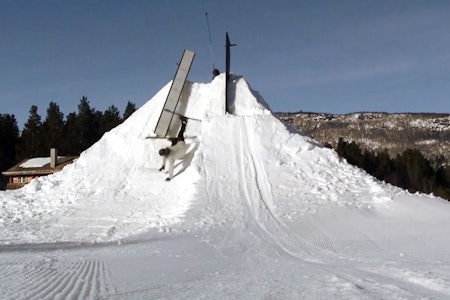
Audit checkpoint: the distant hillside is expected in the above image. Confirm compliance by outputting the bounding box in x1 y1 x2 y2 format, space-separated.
276 112 450 167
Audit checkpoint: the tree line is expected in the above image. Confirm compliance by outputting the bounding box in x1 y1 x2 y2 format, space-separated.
0 97 137 185
2 102 450 201
335 138 450 201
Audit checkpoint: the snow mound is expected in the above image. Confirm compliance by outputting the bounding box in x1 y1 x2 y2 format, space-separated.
0 74 414 244
2 74 450 299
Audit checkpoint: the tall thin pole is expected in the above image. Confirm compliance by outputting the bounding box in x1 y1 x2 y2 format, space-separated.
225 32 236 113
205 12 215 70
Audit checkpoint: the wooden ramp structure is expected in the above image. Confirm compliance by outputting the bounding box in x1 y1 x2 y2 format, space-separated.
154 49 195 137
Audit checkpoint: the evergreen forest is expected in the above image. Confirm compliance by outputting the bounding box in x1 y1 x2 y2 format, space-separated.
1 102 449 201
335 138 450 201
0 97 136 189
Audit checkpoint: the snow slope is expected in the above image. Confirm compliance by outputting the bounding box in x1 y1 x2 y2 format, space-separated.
1 74 450 299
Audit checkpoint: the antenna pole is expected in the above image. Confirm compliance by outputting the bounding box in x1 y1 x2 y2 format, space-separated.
205 12 215 69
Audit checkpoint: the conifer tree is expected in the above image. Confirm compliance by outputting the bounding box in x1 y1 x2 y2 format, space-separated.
0 114 19 174
101 105 122 133
42 101 64 151
62 112 79 155
19 105 44 158
401 149 434 193
123 101 137 120
374 149 394 181
76 96 101 152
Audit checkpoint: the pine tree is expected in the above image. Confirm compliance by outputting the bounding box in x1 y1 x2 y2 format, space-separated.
19 105 44 159
62 112 79 155
401 149 434 193
76 96 101 152
42 101 64 151
336 138 364 166
435 166 450 199
0 114 19 173
101 105 122 133
374 149 394 181
123 101 137 120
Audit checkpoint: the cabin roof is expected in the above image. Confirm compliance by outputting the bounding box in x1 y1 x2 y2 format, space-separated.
2 156 78 176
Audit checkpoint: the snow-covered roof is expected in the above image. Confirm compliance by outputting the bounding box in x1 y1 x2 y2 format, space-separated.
20 157 53 168
2 156 77 176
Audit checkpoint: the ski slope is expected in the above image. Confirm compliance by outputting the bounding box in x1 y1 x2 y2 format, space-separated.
1 74 450 299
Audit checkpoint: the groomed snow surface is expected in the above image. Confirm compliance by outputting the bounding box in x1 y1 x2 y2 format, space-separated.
1 74 450 299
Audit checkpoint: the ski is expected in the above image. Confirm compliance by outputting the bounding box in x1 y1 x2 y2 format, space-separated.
145 135 198 140
162 109 202 122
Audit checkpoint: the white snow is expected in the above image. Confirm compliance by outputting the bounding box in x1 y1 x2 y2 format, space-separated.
1 74 450 299
20 157 52 168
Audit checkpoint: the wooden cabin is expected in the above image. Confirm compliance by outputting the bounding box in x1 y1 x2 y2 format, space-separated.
1 149 77 190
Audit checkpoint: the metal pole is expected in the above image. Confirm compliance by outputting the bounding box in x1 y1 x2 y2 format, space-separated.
205 12 215 69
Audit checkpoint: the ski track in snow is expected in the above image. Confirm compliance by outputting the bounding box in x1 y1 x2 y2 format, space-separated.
238 116 320 259
195 113 395 260
0 256 115 299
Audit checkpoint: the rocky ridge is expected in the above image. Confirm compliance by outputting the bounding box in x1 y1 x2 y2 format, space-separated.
277 112 450 166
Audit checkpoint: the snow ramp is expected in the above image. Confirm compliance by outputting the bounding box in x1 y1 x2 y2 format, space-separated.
1 74 268 244
1 73 449 255
2 74 450 299
187 84 403 259
0 77 225 244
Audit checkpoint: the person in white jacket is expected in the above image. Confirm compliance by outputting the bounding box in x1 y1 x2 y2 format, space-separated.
158 116 189 181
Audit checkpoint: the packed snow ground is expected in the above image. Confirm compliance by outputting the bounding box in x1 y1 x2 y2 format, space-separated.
1 74 450 299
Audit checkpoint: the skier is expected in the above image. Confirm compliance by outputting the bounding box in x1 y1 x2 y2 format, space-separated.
158 116 189 181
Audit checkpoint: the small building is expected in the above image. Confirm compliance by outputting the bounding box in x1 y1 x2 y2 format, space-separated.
1 148 77 190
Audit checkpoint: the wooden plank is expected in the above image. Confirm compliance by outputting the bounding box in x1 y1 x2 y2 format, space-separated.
154 49 195 137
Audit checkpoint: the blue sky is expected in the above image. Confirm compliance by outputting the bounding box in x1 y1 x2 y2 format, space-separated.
2 0 450 128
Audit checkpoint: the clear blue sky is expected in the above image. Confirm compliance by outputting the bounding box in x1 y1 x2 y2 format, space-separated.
2 0 450 128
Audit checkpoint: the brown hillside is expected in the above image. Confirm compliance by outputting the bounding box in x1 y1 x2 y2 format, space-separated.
277 112 450 167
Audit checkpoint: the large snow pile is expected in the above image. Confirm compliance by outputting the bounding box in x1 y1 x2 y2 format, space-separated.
1 74 450 299
0 74 397 244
